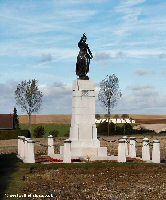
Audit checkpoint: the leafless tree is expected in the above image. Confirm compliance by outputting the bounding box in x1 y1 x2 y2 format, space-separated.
98 74 122 136
15 79 43 136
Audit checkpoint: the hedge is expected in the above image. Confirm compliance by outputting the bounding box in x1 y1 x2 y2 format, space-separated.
97 122 156 136
0 130 31 140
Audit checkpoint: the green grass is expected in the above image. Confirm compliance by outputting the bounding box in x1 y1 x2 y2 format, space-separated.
0 154 23 199
20 124 70 137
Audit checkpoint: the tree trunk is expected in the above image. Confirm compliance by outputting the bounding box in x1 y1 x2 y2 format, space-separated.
28 114 32 138
115 123 117 133
107 107 110 136
123 124 126 135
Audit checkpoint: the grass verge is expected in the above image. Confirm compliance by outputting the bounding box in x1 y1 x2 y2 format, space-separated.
20 124 70 137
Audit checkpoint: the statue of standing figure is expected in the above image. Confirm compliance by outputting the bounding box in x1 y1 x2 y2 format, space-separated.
76 33 93 80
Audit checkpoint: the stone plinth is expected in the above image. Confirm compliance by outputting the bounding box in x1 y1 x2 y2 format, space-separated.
48 135 54 156
60 80 107 159
63 139 72 163
20 136 25 159
118 139 126 162
142 138 150 161
122 136 129 156
152 140 160 163
24 139 35 163
129 137 136 158
17 136 21 158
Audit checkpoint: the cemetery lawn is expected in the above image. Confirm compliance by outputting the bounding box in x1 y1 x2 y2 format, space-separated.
1 154 166 200
20 123 70 137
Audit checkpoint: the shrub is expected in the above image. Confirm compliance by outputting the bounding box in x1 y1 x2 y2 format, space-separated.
97 122 107 135
0 130 31 140
33 126 45 138
159 130 166 135
122 123 133 135
95 114 101 120
97 122 116 136
132 127 156 135
97 122 135 135
49 130 59 137
115 125 123 135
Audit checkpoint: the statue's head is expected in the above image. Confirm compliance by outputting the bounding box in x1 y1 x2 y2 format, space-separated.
82 33 87 42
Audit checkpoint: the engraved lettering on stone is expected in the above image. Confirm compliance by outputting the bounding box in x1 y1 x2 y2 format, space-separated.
82 90 89 96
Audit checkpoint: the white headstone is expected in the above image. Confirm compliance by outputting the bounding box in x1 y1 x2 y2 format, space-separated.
129 137 136 158
121 119 126 123
142 138 150 161
63 139 72 163
111 119 116 124
17 136 21 157
125 119 131 123
117 119 121 123
48 135 54 156
152 140 160 163
23 138 31 163
20 136 25 159
118 139 126 162
122 136 129 156
24 139 35 163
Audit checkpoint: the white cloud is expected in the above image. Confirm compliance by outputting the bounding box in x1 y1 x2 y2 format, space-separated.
0 81 17 113
1 80 166 115
97 83 166 114
159 53 166 59
114 0 146 37
94 52 111 61
0 42 77 61
94 48 163 60
39 82 72 114
40 54 53 63
114 85 166 114
119 0 145 8
135 68 155 76
0 80 73 114
128 85 158 97
116 0 145 20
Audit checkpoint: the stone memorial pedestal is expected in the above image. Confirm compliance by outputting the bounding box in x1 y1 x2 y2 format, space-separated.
60 80 107 160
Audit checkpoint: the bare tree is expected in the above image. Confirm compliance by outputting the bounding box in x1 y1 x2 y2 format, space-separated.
98 74 122 136
15 79 43 136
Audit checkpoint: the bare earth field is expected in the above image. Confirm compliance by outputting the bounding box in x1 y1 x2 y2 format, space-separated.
19 114 166 124
1 136 166 199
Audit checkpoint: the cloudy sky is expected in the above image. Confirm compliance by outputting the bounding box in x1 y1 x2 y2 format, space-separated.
0 0 166 115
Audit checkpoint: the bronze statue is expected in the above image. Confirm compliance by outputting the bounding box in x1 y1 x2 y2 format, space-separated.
76 33 93 80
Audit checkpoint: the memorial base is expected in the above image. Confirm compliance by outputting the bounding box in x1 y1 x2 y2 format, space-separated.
59 80 107 159
60 146 107 158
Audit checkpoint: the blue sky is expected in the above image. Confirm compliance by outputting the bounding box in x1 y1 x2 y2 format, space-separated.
0 0 166 115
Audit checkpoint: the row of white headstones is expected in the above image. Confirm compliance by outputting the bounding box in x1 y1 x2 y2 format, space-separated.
118 136 160 163
17 135 160 163
17 135 71 163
